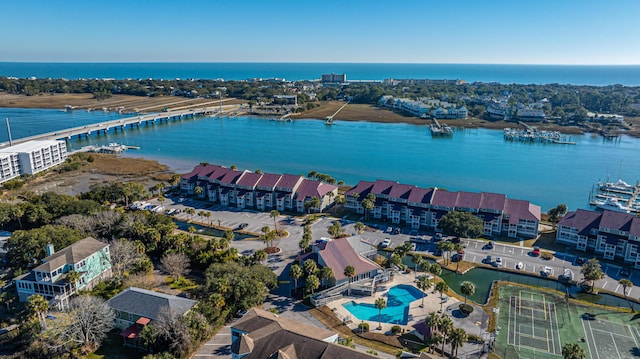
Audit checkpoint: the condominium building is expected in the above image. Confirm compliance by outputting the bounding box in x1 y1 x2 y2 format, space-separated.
0 152 20 183
556 209 640 266
345 180 540 238
0 140 68 182
180 164 338 213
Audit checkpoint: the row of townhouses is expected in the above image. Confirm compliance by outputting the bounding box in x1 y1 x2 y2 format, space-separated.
15 237 112 309
378 96 468 119
345 180 541 238
180 164 339 213
557 209 640 267
0 140 68 184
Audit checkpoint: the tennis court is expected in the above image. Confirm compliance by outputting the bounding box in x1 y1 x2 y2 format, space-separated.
507 290 562 356
582 316 640 359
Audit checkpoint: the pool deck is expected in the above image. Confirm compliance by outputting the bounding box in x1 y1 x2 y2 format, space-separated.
327 272 461 334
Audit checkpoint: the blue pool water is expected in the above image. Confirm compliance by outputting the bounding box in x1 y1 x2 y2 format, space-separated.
342 284 423 325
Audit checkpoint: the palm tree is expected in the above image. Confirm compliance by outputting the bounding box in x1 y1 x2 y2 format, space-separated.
290 264 303 292
185 208 195 222
197 210 206 224
270 210 280 233
310 196 321 213
354 221 365 234
438 315 453 357
303 259 318 276
321 266 334 287
374 297 387 330
562 342 587 359
449 327 468 358
412 254 424 278
417 275 431 307
619 278 634 312
424 312 440 352
435 281 448 312
306 274 320 294
27 294 49 330
344 265 356 295
429 263 442 277
453 243 464 272
66 270 81 293
194 185 203 198
204 211 211 225
460 281 476 305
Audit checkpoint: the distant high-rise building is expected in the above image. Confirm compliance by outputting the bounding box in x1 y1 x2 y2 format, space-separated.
321 73 346 83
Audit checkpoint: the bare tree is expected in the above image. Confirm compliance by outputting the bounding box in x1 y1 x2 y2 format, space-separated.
109 238 140 278
42 295 114 352
154 308 192 356
160 253 191 281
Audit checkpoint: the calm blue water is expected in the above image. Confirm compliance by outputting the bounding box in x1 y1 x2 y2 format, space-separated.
1 63 639 85
2 108 640 211
342 284 423 325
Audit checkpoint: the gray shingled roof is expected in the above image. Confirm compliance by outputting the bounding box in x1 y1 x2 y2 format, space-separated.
105 287 196 321
35 237 108 273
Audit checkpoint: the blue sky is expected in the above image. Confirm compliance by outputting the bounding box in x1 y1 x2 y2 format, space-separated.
1 0 639 64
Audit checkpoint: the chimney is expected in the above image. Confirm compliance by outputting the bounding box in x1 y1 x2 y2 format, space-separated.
46 243 55 256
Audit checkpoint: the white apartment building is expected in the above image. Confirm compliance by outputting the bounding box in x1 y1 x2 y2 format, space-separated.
0 152 20 183
0 140 68 182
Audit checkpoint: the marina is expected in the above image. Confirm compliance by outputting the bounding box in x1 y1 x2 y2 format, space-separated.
503 127 576 144
429 118 453 137
77 143 140 154
589 178 640 213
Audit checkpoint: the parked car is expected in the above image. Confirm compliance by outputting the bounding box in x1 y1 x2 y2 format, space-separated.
484 241 494 250
433 233 443 242
620 268 631 277
484 255 493 264
532 246 540 256
381 238 392 248
408 242 417 251
386 227 393 233
393 227 401 235
238 223 249 230
576 257 587 265
493 257 503 267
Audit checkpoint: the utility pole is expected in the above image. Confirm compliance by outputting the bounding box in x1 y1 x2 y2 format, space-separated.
5 118 12 146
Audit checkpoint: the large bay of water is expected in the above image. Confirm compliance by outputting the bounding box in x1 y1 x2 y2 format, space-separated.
2 108 639 212
1 62 640 85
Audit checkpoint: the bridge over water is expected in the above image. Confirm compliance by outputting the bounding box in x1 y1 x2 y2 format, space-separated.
1 105 242 147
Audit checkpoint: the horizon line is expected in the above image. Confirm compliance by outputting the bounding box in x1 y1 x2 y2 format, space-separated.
1 61 640 66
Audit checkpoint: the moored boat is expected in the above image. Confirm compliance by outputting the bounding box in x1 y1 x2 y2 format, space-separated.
594 197 631 213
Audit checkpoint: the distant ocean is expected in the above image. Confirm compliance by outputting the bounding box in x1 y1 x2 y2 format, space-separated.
1 62 640 86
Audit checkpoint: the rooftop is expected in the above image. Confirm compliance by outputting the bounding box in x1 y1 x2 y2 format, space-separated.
34 237 108 273
105 287 196 321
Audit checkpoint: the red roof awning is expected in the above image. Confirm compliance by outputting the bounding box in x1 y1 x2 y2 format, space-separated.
120 325 139 339
136 317 151 325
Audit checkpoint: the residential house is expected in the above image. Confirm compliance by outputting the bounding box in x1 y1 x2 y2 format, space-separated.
557 209 640 265
313 237 381 286
345 180 540 238
15 237 112 309
230 308 377 359
106 287 197 349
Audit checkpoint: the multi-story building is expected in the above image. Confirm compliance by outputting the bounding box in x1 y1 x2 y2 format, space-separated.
431 106 468 119
321 73 347 83
0 152 20 183
345 180 540 238
0 140 67 182
180 164 338 213
556 209 640 266
15 237 112 309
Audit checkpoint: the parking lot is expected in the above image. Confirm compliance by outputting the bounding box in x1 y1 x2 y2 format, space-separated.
143 196 639 298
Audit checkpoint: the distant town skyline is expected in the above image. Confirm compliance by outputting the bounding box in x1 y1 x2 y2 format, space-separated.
1 0 639 65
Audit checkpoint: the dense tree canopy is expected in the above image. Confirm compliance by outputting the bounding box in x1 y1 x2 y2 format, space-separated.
437 211 484 239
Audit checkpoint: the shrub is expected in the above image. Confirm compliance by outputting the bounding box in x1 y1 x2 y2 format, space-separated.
468 334 484 343
2 179 24 190
86 155 95 163
390 325 401 334
541 251 553 260
358 322 370 332
459 303 474 315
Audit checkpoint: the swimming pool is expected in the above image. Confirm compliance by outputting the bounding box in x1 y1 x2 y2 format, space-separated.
342 284 423 325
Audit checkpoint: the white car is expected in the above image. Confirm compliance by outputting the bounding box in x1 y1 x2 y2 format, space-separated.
381 238 392 248
493 257 503 267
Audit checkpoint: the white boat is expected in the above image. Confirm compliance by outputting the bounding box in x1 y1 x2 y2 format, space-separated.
599 178 635 193
594 197 631 213
516 262 523 270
